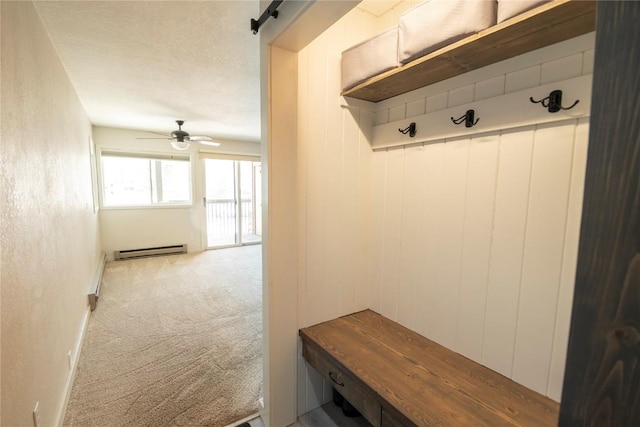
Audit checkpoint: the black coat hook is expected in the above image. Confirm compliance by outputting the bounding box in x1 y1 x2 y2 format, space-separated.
530 90 579 113
451 109 479 128
399 122 417 137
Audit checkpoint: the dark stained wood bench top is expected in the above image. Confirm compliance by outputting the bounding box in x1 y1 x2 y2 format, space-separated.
299 310 560 426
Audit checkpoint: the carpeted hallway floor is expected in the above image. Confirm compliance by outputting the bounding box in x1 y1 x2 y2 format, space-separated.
64 245 263 427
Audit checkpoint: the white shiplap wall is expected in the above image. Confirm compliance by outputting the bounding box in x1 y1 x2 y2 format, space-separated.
297 8 378 329
296 7 378 416
368 33 593 401
370 119 589 400
295 3 595 416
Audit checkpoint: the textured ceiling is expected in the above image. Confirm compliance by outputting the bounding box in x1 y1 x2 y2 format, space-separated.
35 1 260 142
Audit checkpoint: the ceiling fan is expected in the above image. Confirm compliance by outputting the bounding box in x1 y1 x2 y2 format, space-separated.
138 120 220 150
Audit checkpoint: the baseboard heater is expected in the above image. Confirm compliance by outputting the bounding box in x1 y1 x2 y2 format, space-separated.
88 253 106 311
114 244 188 260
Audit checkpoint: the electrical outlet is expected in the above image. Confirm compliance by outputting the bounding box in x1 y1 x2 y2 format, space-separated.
33 401 41 427
68 350 73 370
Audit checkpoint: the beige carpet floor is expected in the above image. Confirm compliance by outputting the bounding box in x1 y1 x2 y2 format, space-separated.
64 245 263 427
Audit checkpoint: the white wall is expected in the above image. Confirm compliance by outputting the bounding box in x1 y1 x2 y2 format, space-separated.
370 119 588 400
368 32 594 401
0 2 101 426
258 1 362 425
263 45 300 427
296 6 379 416
295 3 595 416
371 0 421 32
92 126 260 259
297 6 378 330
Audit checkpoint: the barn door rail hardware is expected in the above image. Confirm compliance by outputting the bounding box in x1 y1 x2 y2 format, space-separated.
530 89 579 113
251 0 284 34
398 122 417 137
451 110 479 128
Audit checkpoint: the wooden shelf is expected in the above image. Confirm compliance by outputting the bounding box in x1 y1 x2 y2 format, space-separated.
341 0 596 103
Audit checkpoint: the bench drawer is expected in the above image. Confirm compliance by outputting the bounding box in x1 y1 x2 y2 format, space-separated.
302 339 381 427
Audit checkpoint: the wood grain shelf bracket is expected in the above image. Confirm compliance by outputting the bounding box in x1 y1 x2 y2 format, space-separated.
341 0 597 103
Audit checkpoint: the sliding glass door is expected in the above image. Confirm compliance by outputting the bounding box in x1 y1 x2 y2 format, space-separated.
239 161 262 244
204 158 261 248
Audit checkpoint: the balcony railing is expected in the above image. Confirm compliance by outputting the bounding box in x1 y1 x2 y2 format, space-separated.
205 198 261 245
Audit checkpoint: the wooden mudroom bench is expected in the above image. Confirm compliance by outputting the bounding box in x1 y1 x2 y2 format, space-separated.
299 310 559 426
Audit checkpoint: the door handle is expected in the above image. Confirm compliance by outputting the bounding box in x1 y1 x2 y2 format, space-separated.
203 197 206 207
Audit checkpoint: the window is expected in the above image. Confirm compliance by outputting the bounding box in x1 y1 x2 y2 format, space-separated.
100 152 191 207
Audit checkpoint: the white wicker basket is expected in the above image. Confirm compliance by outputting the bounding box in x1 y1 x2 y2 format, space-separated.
398 0 496 64
341 26 398 91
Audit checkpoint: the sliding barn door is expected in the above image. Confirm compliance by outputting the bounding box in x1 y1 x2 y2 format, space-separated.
559 2 640 425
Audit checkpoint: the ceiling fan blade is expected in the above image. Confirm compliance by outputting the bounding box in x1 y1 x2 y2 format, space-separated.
135 122 220 148
148 130 173 137
197 140 221 147
188 135 213 141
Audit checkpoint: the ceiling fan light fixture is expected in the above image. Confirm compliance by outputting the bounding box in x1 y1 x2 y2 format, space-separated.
171 141 190 151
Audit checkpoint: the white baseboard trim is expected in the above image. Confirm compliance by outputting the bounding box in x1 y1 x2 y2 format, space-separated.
224 411 261 427
55 305 91 427
257 397 267 426
88 253 106 311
